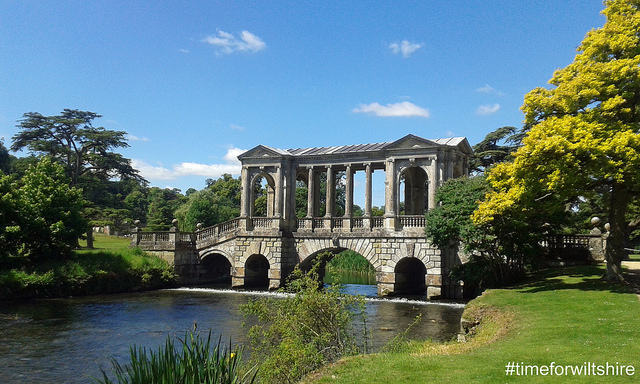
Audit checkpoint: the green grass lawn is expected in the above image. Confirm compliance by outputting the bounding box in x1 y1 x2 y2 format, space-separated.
77 233 132 252
628 254 640 261
1 234 175 300
304 265 640 383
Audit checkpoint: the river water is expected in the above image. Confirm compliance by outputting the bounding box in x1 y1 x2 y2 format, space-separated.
0 285 464 383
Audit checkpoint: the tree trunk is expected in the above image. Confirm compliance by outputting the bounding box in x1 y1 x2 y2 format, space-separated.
86 228 94 249
604 182 631 282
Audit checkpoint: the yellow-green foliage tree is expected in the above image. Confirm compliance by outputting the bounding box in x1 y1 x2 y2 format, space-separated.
473 0 640 281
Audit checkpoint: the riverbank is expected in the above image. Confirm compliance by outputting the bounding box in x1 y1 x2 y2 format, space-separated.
0 235 176 300
303 264 640 383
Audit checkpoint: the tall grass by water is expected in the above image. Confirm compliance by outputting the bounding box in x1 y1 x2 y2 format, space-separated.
98 327 256 384
324 251 376 285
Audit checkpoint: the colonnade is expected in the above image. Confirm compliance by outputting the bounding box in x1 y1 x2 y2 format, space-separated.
237 134 471 231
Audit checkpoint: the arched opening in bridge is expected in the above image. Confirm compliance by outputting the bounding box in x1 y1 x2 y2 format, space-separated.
295 172 308 218
394 258 426 295
299 250 376 286
352 168 386 217
252 173 275 217
399 167 428 215
324 250 376 285
244 254 270 289
200 253 232 285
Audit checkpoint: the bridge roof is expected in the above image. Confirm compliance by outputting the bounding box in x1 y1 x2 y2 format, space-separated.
239 134 472 161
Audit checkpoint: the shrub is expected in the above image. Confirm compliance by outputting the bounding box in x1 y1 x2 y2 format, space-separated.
241 256 368 384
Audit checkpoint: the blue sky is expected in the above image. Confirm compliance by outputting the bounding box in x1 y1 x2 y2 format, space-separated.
1 0 606 203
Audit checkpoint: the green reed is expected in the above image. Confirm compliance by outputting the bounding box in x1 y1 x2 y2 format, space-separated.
98 327 256 384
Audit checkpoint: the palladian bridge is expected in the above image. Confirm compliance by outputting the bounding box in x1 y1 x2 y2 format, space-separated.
132 134 472 298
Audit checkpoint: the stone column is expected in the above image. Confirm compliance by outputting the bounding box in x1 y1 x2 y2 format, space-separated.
325 165 334 217
275 165 283 218
384 158 396 216
240 166 251 217
364 163 372 217
344 164 353 217
307 167 314 218
384 158 397 229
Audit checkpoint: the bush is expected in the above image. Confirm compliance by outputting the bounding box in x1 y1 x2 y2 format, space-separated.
98 326 255 384
241 256 368 384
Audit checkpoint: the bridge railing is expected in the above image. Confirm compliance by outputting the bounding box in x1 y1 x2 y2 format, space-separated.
131 229 194 248
196 218 240 243
398 215 425 228
252 217 278 229
295 216 390 231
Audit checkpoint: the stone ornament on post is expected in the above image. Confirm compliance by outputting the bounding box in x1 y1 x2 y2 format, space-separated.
589 217 605 261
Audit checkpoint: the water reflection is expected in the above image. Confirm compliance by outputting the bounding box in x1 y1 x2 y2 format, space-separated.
0 288 463 383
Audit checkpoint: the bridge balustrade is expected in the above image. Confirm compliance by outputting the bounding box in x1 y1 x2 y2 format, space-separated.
139 232 169 242
399 215 426 228
251 217 278 229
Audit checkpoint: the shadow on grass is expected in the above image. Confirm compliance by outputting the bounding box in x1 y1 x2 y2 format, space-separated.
514 264 636 295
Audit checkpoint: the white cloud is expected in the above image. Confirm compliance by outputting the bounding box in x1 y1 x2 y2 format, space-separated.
353 101 430 118
202 30 266 54
131 159 178 180
132 146 246 181
126 134 150 142
230 124 246 131
476 104 501 116
476 84 505 96
389 40 423 58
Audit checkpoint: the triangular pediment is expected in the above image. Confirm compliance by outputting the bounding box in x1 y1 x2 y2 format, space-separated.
237 145 290 160
384 134 439 150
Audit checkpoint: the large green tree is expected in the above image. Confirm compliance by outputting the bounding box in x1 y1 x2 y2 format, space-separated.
11 109 146 244
474 0 640 281
469 126 520 174
11 109 143 186
1 158 86 262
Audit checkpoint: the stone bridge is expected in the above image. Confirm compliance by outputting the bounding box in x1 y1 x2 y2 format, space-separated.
132 134 473 298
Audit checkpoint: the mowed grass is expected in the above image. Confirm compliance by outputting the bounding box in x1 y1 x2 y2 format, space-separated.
304 265 640 384
0 234 175 299
77 233 133 252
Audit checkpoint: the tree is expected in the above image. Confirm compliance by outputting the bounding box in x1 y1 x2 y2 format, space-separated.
174 189 239 231
1 158 86 261
146 187 184 231
0 140 10 174
473 0 640 281
11 109 144 186
11 109 146 246
206 174 242 206
425 176 538 297
469 126 520 174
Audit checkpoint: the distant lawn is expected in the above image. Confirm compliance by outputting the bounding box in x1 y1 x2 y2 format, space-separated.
0 234 175 300
304 265 640 384
628 254 640 262
77 233 132 252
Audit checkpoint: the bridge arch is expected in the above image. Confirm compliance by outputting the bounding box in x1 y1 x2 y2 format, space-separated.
244 254 270 288
393 257 427 295
296 238 380 272
398 165 429 215
250 171 276 217
199 251 233 284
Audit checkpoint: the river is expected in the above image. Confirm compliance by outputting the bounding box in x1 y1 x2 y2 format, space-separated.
0 285 464 383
